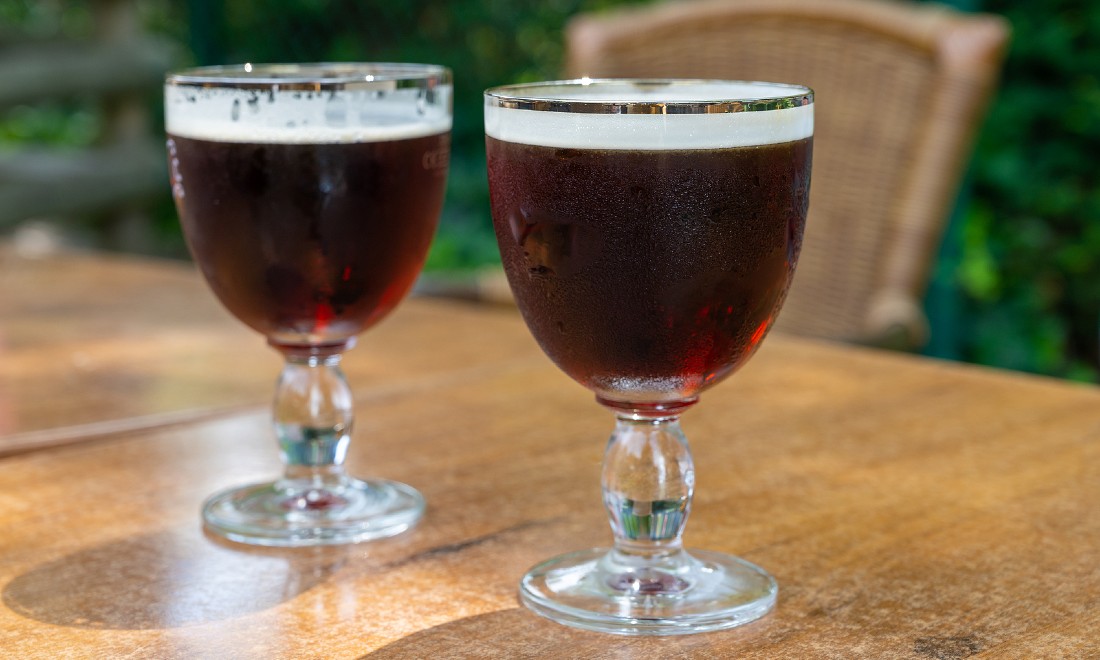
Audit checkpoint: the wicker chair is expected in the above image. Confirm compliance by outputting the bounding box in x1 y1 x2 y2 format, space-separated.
564 0 1009 350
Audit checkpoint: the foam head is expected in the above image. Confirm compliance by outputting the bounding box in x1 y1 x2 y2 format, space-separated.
485 80 812 150
166 82 452 144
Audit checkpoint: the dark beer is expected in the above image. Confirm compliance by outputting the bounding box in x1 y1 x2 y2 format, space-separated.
486 137 812 401
487 80 812 633
169 131 449 345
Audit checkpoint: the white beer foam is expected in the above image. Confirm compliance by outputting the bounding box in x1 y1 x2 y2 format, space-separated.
166 85 452 143
485 82 812 149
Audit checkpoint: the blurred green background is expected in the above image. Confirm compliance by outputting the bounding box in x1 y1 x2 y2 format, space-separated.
1 0 1098 381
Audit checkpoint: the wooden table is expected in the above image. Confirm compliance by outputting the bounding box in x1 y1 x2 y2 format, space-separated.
0 248 1096 658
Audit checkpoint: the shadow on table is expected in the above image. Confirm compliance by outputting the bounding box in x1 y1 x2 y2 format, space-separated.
361 607 732 659
2 527 347 630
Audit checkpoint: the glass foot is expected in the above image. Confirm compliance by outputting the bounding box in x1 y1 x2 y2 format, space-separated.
519 547 776 635
202 476 424 547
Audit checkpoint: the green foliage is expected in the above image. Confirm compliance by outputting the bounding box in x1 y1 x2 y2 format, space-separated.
0 0 95 37
0 0 102 150
952 0 1100 379
0 103 100 147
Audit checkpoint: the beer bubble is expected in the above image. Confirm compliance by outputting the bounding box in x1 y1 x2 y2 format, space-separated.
166 138 185 200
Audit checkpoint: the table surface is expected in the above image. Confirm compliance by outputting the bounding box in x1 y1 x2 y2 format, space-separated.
0 248 1097 659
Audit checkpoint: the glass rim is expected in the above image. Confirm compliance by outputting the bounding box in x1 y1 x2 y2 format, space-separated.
166 62 451 90
484 78 812 114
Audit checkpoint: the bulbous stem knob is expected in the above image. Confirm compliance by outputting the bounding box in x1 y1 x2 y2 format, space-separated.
602 414 694 559
273 353 353 484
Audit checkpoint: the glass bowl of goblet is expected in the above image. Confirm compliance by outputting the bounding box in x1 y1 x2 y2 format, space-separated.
484 79 813 634
166 63 451 546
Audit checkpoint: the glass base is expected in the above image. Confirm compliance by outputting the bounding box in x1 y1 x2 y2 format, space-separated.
519 547 776 635
202 476 424 547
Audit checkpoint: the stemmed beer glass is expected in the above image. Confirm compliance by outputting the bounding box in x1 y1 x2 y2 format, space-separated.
166 63 451 546
485 79 813 634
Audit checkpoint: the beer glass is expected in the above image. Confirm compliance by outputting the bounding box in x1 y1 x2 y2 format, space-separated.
166 63 451 546
485 79 813 634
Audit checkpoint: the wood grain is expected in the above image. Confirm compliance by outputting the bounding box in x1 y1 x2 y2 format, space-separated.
0 251 1096 658
0 247 538 454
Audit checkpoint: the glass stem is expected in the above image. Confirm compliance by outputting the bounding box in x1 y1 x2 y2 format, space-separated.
601 404 696 564
272 344 354 491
